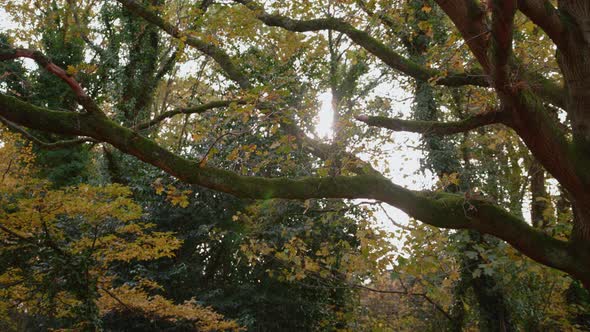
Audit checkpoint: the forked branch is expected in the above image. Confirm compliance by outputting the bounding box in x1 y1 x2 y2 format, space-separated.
0 48 102 114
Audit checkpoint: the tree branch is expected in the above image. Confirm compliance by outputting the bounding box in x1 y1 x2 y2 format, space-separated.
433 0 491 72
0 48 103 114
115 0 252 89
234 0 489 87
507 94 590 215
490 0 517 91
0 92 586 285
69 0 106 57
0 115 98 150
432 0 565 104
353 282 453 321
517 0 567 49
0 43 373 178
133 99 239 130
234 0 564 106
355 109 504 135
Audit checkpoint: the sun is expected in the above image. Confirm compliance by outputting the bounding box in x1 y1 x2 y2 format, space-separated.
316 91 334 139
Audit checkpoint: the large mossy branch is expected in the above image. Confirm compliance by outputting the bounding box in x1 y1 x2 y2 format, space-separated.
0 92 585 283
0 116 97 150
356 109 504 135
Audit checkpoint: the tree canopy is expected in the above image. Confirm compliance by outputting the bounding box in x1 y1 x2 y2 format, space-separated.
1 0 590 330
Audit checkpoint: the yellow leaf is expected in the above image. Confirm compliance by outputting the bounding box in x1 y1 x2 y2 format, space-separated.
65 65 78 76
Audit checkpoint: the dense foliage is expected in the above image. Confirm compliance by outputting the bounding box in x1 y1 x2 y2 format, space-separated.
1 0 590 330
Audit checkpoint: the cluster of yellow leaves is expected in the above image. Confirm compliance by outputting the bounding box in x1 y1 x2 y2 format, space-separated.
65 63 98 76
72 226 182 264
97 285 242 331
1 182 146 238
435 172 460 191
0 269 27 307
0 130 35 190
227 143 259 162
0 130 239 329
153 179 192 208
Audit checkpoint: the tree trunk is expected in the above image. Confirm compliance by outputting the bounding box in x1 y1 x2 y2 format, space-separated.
558 0 590 244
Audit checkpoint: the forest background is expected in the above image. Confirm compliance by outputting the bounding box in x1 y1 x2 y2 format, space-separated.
0 0 589 331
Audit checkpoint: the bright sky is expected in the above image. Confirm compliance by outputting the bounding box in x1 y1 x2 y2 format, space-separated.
316 86 434 241
0 8 15 30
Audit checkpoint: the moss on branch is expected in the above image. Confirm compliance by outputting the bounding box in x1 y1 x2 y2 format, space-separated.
0 92 587 287
356 110 504 135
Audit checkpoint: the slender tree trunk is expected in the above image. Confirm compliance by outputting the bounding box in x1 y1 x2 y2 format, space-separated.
529 160 549 228
412 81 514 331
